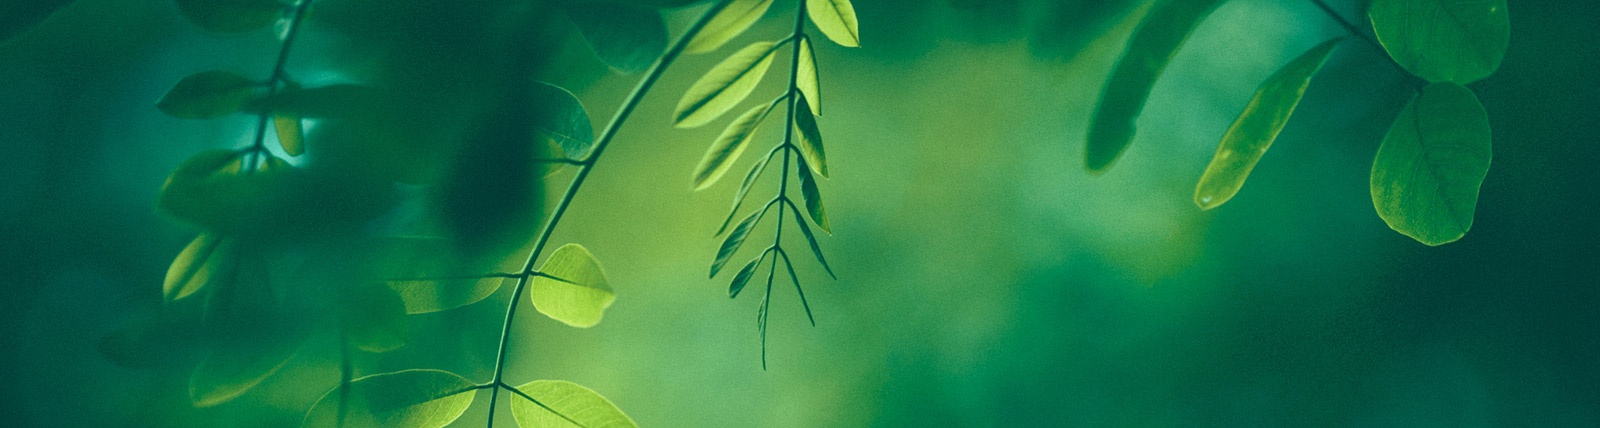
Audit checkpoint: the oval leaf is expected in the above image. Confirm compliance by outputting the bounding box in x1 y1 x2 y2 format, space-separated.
797 161 831 233
674 40 782 128
275 114 304 156
1085 0 1225 172
1194 38 1342 210
806 0 859 47
566 2 668 74
157 70 259 119
716 148 776 235
728 252 765 298
793 94 828 178
164 234 238 302
797 36 822 116
1370 82 1493 246
684 0 773 54
693 98 781 190
531 244 615 328
712 204 769 278
1369 0 1509 84
509 380 639 428
302 369 479 428
530 82 596 160
174 0 287 34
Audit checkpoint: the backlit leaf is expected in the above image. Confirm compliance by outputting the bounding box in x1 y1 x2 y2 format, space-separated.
1371 82 1493 246
174 0 287 34
793 94 828 177
530 82 596 160
565 2 668 74
786 201 835 279
376 237 506 314
302 370 479 428
1369 0 1509 84
1086 0 1225 172
164 234 238 302
531 244 615 328
717 148 775 235
275 113 304 156
693 98 781 190
797 36 822 116
728 251 766 298
674 40 782 128
1194 38 1342 210
797 160 830 233
509 380 639 428
712 204 770 278
157 70 259 119
684 0 773 54
806 0 859 47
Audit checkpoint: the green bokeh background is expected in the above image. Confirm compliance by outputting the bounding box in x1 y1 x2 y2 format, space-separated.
3 0 1597 426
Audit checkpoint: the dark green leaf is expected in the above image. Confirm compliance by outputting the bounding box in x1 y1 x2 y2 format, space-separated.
565 2 668 74
156 149 295 232
529 82 596 160
157 70 259 119
711 203 770 278
164 234 238 302
1085 0 1225 172
684 0 773 54
174 0 287 34
797 36 822 116
302 370 479 428
1194 38 1342 210
191 257 310 407
344 283 409 353
718 148 776 235
509 380 639 428
1369 0 1509 84
693 98 781 190
728 250 767 298
531 244 615 328
1 0 74 43
785 201 835 279
675 40 782 128
793 94 828 178
249 84 386 119
806 0 859 47
797 159 831 233
1371 82 1493 246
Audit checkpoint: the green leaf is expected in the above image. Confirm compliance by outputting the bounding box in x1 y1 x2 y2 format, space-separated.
156 149 295 232
797 36 822 116
675 40 782 128
302 370 479 428
190 258 310 407
684 0 773 54
344 283 409 353
1 0 74 43
1371 82 1493 246
806 0 859 47
793 94 828 178
797 160 831 233
1369 0 1509 84
717 148 776 235
376 237 507 314
174 0 287 34
530 82 596 160
693 98 781 190
785 201 836 279
728 251 766 298
157 70 260 119
711 204 770 278
249 84 386 119
509 380 639 428
164 234 238 302
1086 0 1225 172
531 244 616 328
274 113 305 156
1194 38 1342 210
565 2 668 74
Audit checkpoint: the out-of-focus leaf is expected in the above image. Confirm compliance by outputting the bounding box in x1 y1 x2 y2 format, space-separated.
1194 38 1342 210
675 40 782 128
684 0 773 54
1 0 74 43
157 70 260 119
786 201 835 279
712 205 769 278
717 148 775 234
797 160 830 233
98 306 206 370
191 256 311 407
565 2 668 74
302 370 479 428
344 283 409 353
275 114 305 156
1371 82 1493 246
693 98 780 190
1085 0 1224 172
249 84 386 119
436 82 545 256
376 237 506 314
793 94 828 178
1369 0 1509 84
797 37 821 116
509 380 638 428
529 82 595 160
530 244 615 328
806 0 859 47
728 251 766 298
164 234 238 302
174 0 288 34
156 149 288 232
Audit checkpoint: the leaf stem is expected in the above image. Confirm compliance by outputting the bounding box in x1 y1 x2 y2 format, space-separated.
1307 0 1381 50
480 2 737 427
246 0 315 171
753 0 810 371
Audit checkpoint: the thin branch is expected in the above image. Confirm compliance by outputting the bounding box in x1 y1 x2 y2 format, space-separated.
1307 0 1381 50
775 248 814 326
481 2 738 427
246 0 315 171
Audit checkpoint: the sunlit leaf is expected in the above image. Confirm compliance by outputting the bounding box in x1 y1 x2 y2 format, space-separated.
275 113 304 156
797 160 831 233
1086 0 1225 172
530 82 596 160
157 70 259 119
806 0 859 47
786 201 835 279
1194 38 1342 210
684 0 773 54
1371 82 1493 246
530 244 615 328
793 94 828 178
693 98 781 190
174 0 287 34
675 40 782 128
376 237 506 314
712 204 770 278
164 234 238 302
1369 0 1509 84
302 369 479 428
728 251 766 298
566 2 668 74
797 37 822 116
717 148 775 234
1 0 74 43
509 380 639 428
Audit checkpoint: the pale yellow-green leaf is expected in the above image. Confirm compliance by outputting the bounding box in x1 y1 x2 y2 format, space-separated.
798 162 831 233
693 98 780 190
684 0 774 54
793 94 828 177
302 370 479 428
275 113 304 156
163 234 237 302
797 36 822 116
531 244 615 328
806 0 859 47
674 41 781 128
509 380 638 428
